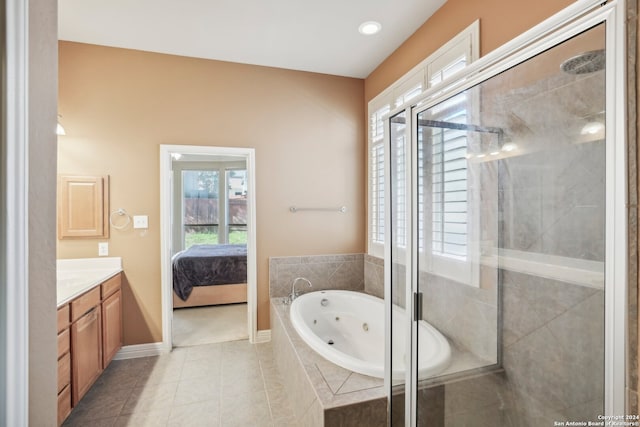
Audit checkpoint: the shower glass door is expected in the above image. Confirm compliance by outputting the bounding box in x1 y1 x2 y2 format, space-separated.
410 23 608 425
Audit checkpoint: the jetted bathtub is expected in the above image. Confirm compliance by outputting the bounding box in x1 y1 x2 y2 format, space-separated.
289 290 451 379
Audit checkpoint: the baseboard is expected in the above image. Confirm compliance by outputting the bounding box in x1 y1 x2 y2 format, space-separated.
113 342 168 360
255 329 271 343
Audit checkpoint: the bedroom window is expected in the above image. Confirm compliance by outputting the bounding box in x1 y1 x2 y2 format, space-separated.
180 167 248 249
226 169 248 244
182 170 220 248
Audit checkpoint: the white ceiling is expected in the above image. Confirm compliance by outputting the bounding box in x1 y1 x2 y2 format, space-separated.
58 0 447 79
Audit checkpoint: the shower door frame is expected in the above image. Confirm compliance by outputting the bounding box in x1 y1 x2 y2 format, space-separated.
383 0 628 424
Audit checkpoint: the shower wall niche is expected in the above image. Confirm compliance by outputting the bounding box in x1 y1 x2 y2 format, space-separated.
389 22 608 426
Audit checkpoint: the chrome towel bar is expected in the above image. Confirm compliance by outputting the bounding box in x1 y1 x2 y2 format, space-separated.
289 206 347 213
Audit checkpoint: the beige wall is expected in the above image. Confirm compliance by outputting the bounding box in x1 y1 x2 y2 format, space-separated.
364 0 574 103
58 42 365 343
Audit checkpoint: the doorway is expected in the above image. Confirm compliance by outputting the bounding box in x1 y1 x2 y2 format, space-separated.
159 145 257 350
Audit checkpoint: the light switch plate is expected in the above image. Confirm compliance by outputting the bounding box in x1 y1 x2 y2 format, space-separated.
133 215 149 229
98 242 109 256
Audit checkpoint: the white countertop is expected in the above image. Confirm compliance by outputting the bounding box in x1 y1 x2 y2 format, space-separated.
57 257 123 307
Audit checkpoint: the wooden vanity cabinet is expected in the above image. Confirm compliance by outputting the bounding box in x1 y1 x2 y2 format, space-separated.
101 274 122 367
56 304 71 426
70 287 103 406
57 272 123 424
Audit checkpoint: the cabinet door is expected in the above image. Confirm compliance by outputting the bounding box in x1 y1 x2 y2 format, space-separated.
102 290 122 368
57 175 110 239
71 306 103 405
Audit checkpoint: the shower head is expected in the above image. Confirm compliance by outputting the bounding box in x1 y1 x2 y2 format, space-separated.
560 49 605 75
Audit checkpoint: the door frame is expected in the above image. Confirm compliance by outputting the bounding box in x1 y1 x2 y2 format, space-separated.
159 145 258 348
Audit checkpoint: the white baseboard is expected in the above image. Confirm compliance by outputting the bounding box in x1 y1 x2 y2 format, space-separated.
113 342 168 360
255 329 271 343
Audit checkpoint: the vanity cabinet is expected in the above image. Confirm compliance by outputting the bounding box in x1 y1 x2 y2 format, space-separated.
57 272 123 425
101 274 122 367
71 290 103 406
57 174 110 239
56 305 71 426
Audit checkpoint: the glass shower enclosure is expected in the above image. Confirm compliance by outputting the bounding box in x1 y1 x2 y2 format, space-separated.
386 2 627 425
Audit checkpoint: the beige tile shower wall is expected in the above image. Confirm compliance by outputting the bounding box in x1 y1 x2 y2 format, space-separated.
420 272 498 363
269 254 364 298
502 270 604 423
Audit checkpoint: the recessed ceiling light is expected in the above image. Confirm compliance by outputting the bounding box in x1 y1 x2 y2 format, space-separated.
359 21 382 36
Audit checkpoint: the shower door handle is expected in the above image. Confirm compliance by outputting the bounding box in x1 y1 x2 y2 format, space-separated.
413 292 423 322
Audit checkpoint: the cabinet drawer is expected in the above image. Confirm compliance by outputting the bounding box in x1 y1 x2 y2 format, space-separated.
57 352 71 394
57 384 71 427
71 286 100 322
57 305 69 333
101 273 121 299
57 328 70 359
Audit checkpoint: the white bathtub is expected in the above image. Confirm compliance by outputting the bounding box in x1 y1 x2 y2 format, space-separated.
289 290 451 379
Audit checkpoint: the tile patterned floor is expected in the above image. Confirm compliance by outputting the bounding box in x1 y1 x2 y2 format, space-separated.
172 304 248 347
62 340 298 427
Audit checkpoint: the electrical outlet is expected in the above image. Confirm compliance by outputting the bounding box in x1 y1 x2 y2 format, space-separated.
133 215 149 229
98 242 109 256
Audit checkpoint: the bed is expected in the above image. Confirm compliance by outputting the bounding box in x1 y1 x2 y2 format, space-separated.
172 244 247 308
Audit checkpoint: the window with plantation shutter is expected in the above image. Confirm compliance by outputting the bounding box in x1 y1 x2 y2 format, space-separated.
427 54 470 260
370 104 390 248
367 21 478 257
429 92 469 259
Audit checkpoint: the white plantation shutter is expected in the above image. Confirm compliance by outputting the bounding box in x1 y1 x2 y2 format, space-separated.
427 54 470 260
394 123 407 248
370 104 390 144
395 80 423 108
430 95 468 259
370 104 390 246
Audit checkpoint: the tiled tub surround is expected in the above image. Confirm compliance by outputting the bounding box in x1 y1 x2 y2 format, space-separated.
363 254 384 299
269 254 365 298
270 298 386 427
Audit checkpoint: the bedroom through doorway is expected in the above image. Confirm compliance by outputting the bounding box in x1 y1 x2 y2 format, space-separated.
160 145 258 350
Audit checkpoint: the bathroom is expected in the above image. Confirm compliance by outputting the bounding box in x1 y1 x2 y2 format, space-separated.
2 0 638 425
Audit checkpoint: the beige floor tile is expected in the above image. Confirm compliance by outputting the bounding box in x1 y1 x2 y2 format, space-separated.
64 340 290 427
221 339 257 355
168 400 220 427
137 353 187 386
220 392 271 427
221 373 266 397
121 382 178 415
221 360 261 381
63 414 117 427
174 377 222 406
173 304 248 347
180 359 222 381
68 394 128 422
113 408 171 427
184 342 224 362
